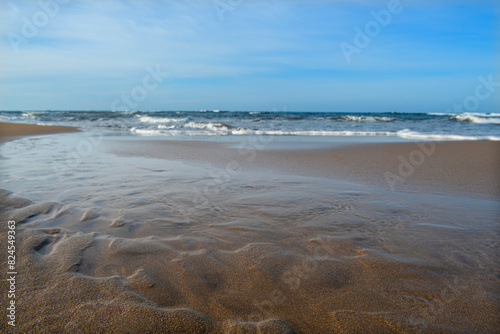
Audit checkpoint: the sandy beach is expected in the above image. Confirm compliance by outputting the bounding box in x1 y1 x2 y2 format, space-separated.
109 139 500 198
2 0 499 331
0 122 79 144
1 123 499 333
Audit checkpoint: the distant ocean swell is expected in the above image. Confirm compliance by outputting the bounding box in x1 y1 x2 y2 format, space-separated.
0 111 499 140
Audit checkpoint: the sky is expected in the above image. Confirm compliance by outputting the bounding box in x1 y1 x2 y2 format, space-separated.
0 0 499 112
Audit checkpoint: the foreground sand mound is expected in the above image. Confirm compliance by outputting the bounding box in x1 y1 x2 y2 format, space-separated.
0 192 299 333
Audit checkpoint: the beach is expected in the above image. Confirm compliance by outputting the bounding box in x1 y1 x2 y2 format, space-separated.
109 138 500 198
1 122 499 333
0 122 79 144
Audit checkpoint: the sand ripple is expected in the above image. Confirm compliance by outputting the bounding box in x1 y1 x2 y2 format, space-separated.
1 182 498 333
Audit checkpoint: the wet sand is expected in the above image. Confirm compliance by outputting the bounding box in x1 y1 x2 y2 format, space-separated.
110 139 500 198
1 124 499 333
0 122 79 144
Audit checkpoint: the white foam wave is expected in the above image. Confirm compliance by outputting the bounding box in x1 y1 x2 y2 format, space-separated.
131 127 396 137
22 112 39 119
341 115 395 122
157 125 175 129
131 128 225 136
452 113 500 124
231 129 397 136
130 127 500 141
430 112 500 117
184 122 232 131
397 129 500 141
428 112 449 116
138 116 186 124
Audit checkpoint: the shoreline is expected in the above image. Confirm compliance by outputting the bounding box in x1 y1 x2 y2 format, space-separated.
1 119 498 199
1 123 499 333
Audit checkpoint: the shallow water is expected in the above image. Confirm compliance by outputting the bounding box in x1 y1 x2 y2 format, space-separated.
1 132 499 333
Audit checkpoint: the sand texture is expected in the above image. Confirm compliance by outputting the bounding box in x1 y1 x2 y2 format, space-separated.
0 122 79 144
110 139 500 197
1 185 498 333
0 124 499 333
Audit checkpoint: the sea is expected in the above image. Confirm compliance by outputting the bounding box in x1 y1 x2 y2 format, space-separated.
1 110 499 141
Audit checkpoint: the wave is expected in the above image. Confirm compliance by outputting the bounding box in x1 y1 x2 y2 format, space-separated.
231 130 397 136
396 129 500 141
184 121 235 131
131 128 225 136
339 115 395 122
130 126 500 141
4 110 498 140
137 116 187 124
157 125 175 129
429 112 500 117
451 113 500 124
22 112 42 119
428 112 500 124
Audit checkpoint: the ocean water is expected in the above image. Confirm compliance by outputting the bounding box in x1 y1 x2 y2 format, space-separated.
0 110 499 140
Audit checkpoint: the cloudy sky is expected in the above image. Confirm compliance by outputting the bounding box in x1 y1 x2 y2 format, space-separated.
1 0 498 112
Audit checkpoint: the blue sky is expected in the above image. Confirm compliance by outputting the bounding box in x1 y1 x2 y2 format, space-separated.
1 0 499 112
